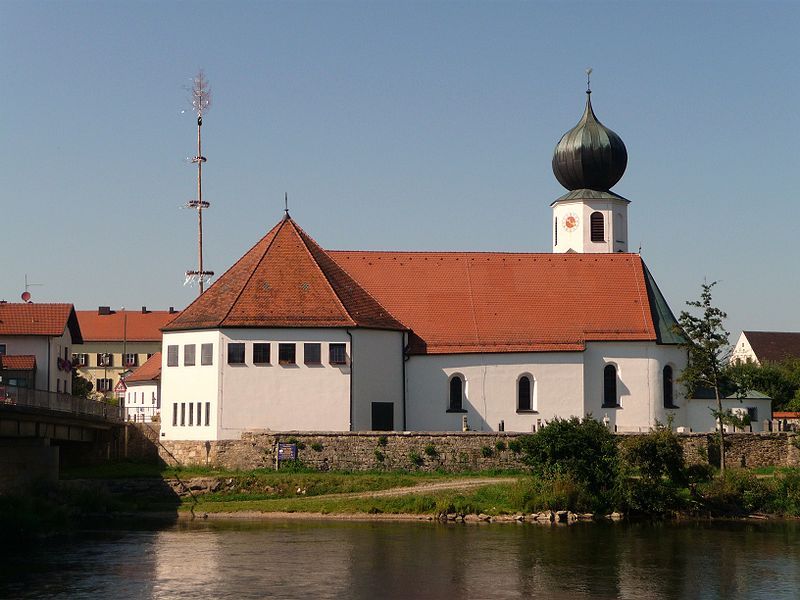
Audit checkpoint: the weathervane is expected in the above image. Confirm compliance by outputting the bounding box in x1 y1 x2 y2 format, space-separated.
586 67 593 94
183 70 215 294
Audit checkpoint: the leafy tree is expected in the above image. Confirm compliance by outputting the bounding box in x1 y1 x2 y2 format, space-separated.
727 359 800 411
677 281 749 472
71 368 93 399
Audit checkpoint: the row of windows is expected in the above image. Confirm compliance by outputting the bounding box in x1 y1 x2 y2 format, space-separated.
448 365 678 413
127 391 157 405
73 353 153 368
167 344 214 367
172 402 211 427
227 342 347 366
448 374 537 413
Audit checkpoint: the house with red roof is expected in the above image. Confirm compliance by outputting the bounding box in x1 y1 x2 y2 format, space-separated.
159 89 706 440
730 331 800 366
123 352 161 422
74 307 178 399
0 302 82 394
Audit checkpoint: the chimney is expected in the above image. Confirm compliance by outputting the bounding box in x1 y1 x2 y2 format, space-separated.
169 306 176 314
141 306 148 314
98 306 111 315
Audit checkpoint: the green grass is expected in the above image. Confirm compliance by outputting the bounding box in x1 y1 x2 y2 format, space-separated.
187 479 530 516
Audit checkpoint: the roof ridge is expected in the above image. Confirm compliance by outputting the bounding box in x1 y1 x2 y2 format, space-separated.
330 250 641 257
219 217 292 326
287 220 356 326
294 221 406 329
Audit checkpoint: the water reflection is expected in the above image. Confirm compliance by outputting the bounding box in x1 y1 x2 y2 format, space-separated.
1 520 799 599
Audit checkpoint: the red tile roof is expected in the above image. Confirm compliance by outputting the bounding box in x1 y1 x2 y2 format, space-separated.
773 412 800 419
164 217 406 332
0 355 36 370
125 352 161 383
743 331 800 363
330 251 660 354
0 303 82 342
76 310 179 342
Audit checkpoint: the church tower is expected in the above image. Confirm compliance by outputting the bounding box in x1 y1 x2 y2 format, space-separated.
551 80 630 253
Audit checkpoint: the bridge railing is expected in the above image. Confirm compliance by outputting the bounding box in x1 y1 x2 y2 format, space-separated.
0 384 122 422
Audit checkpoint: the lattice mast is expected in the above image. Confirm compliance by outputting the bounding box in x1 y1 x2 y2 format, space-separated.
185 70 214 294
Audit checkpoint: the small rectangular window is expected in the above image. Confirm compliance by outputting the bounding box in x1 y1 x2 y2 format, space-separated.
329 343 347 365
97 353 114 367
205 402 211 426
278 343 296 365
196 402 202 426
167 345 179 367
253 343 271 364
57 380 61 394
228 343 245 364
201 343 213 366
304 343 321 365
172 403 178 426
72 353 89 367
180 403 186 426
96 378 113 392
189 403 194 426
0 344 6 356
184 344 196 366
123 353 138 367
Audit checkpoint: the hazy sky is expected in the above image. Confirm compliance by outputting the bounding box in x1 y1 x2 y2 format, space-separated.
2 1 798 340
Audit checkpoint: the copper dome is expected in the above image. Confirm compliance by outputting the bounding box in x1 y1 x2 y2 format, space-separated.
552 92 627 192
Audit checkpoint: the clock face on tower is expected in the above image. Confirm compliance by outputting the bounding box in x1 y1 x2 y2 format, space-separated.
562 212 579 232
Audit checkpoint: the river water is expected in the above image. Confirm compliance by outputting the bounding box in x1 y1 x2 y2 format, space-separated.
2 519 799 599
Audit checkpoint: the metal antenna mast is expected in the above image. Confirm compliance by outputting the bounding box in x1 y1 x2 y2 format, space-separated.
184 70 214 294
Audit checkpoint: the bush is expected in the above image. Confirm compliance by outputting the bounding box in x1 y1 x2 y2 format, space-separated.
617 479 685 516
508 440 522 454
311 442 323 452
699 470 773 514
495 441 507 452
377 436 388 447
409 451 423 467
620 424 686 485
424 444 438 457
374 449 385 463
518 416 618 498
481 446 493 458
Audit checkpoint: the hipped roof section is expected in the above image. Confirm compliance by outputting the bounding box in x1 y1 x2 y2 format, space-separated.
163 216 406 332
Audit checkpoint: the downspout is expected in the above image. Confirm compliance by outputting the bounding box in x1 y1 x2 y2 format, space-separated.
347 329 353 431
402 332 409 431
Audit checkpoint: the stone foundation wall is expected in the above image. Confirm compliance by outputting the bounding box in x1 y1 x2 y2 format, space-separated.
157 431 800 472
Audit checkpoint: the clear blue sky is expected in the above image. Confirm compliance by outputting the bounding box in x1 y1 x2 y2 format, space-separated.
2 1 798 340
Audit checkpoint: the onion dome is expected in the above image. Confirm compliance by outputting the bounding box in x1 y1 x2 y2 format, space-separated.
552 91 627 191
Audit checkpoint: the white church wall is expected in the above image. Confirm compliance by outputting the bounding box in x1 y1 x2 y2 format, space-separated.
405 352 585 432
217 328 351 438
160 330 221 441
583 341 688 432
350 329 405 430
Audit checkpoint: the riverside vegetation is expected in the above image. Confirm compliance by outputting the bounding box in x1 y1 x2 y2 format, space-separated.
4 417 800 538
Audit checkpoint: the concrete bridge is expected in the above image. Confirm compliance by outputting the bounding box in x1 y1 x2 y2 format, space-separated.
0 385 122 490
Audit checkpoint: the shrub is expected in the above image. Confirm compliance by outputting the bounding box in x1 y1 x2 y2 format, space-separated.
374 449 385 463
409 451 423 467
377 435 388 447
481 446 493 458
518 416 618 498
285 437 306 450
699 470 773 514
617 479 685 516
311 442 323 452
495 441 507 452
620 424 686 485
523 473 596 513
424 444 438 457
508 440 522 454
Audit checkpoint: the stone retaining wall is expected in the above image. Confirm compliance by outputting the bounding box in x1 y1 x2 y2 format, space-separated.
154 430 800 472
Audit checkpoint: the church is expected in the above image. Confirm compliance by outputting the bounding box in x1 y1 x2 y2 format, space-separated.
159 88 692 441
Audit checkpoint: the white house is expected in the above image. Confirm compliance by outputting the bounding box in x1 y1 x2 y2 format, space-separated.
730 331 800 365
123 351 162 422
158 88 706 441
0 302 83 395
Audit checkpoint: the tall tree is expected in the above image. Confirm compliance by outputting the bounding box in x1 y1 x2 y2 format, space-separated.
677 281 745 473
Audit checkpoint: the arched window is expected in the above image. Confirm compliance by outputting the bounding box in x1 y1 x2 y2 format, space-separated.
590 212 604 242
663 365 675 408
518 376 532 411
449 375 464 411
603 364 617 407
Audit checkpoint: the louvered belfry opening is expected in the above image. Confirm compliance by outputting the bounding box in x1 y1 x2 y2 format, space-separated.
590 212 605 242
